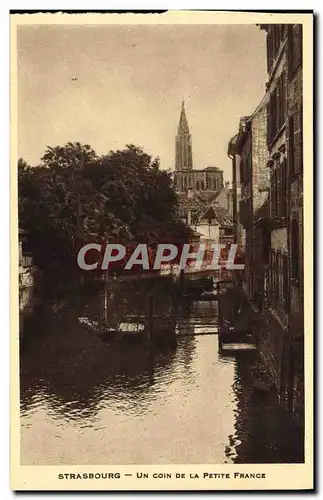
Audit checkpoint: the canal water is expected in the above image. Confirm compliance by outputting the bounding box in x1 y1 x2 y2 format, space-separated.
20 278 303 465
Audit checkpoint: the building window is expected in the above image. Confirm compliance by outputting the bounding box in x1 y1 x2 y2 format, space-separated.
275 252 279 299
289 110 303 176
266 24 286 73
240 155 252 187
270 161 287 223
240 159 244 185
270 250 274 299
191 211 198 224
281 159 287 219
267 72 286 146
289 24 302 75
283 254 289 312
263 229 270 265
270 250 289 311
291 218 300 281
277 71 286 130
239 198 252 229
267 28 273 72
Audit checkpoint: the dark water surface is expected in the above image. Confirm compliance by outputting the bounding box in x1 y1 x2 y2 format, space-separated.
20 279 303 465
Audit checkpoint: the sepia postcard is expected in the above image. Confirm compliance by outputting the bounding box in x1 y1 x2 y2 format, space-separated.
10 10 314 491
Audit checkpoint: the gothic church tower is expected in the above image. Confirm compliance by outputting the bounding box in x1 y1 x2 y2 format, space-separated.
175 101 193 171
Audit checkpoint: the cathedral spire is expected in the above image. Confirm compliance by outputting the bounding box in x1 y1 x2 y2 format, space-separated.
175 101 193 171
178 100 190 135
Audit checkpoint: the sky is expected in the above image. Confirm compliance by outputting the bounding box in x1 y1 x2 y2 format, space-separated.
17 23 267 182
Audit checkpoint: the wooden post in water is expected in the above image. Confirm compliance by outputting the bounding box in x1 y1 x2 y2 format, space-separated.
218 293 224 353
179 269 185 294
104 283 108 323
147 294 154 341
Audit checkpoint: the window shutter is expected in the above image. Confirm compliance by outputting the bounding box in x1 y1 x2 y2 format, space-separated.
271 251 275 299
271 251 274 300
294 110 303 174
289 115 295 175
273 91 277 137
293 24 302 69
277 74 285 130
281 72 287 124
275 252 279 301
276 78 281 130
279 253 284 306
283 255 289 312
291 218 300 280
269 95 273 143
274 168 278 219
267 29 273 72
267 103 271 146
273 26 279 54
281 159 287 219
269 251 273 298
278 253 281 301
276 166 281 220
270 169 275 218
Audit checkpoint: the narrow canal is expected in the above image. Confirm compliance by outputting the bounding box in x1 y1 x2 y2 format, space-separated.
20 278 303 465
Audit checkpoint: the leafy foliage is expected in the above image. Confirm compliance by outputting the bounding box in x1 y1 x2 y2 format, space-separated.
18 143 192 272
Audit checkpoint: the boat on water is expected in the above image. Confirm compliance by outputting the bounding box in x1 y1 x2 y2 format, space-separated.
78 317 114 334
218 316 257 353
78 316 146 341
217 286 258 352
118 322 145 333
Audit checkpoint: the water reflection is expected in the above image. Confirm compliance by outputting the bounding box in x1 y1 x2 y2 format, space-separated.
228 353 304 463
20 278 303 465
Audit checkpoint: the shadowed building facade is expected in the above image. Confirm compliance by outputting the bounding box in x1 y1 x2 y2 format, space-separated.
228 24 304 426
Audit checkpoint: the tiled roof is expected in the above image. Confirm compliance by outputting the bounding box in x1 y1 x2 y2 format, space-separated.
200 205 233 229
176 190 233 228
177 191 220 217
